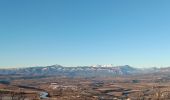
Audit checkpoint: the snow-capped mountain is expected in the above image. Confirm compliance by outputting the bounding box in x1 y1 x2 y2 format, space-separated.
0 64 138 77
92 64 114 67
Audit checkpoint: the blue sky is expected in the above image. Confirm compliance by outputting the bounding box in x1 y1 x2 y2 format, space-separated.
0 0 170 68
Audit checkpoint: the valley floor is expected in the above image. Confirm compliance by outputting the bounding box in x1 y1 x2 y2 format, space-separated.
0 73 170 100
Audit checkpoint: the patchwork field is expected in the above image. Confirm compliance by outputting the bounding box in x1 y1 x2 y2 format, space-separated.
0 72 170 100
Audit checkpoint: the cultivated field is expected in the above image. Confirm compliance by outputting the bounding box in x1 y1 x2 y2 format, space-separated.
0 72 170 100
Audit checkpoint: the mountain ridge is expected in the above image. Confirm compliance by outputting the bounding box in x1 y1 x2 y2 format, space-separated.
0 64 170 77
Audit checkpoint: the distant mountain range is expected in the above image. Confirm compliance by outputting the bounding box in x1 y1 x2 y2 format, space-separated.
0 64 170 77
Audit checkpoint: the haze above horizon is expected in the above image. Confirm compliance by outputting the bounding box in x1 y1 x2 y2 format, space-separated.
1 0 170 68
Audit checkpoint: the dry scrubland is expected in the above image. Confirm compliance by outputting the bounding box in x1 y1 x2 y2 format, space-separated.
1 73 170 100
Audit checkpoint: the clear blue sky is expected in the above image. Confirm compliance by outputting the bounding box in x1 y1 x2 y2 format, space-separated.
0 0 170 68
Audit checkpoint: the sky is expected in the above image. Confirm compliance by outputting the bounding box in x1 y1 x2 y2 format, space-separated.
0 0 170 68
